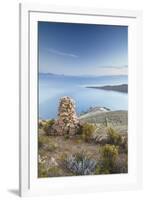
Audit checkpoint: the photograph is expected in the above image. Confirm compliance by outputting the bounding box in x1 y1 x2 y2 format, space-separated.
38 21 128 178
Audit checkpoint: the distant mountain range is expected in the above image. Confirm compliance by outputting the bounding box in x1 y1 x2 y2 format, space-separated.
39 72 61 76
39 72 128 78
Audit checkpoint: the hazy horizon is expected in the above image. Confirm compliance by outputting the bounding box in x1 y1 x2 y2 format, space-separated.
39 71 128 77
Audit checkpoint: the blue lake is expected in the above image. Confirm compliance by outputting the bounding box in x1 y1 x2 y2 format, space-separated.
39 74 128 119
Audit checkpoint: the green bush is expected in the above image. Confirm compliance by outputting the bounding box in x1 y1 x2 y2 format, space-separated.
43 119 55 134
99 144 119 174
81 123 96 142
101 144 118 159
107 127 122 145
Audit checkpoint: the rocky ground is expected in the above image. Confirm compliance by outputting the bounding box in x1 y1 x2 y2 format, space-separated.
38 134 101 177
38 106 128 178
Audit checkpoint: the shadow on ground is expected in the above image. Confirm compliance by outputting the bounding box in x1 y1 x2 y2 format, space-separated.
8 189 19 196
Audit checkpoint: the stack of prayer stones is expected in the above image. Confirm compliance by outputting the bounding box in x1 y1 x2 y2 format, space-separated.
50 96 80 136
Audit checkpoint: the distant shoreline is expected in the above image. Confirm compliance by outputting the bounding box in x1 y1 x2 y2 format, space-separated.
86 84 128 93
39 72 128 78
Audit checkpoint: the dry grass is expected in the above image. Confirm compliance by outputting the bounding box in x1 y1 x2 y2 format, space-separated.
38 118 128 178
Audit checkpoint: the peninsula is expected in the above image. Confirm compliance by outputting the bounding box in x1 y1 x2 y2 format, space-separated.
86 84 128 93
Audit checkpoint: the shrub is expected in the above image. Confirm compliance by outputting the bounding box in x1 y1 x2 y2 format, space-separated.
107 127 122 145
64 151 97 175
113 154 128 173
119 136 128 154
38 163 48 178
38 135 47 149
95 165 100 175
47 166 62 177
38 135 58 151
38 164 62 177
99 144 119 174
81 123 96 142
64 134 70 140
74 138 82 144
92 126 108 145
46 142 58 152
59 153 68 164
43 119 55 134
76 123 83 135
38 135 50 149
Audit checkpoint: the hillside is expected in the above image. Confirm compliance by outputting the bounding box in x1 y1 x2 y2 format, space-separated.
79 109 128 135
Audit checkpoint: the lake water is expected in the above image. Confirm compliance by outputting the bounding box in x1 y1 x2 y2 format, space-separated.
39 74 128 119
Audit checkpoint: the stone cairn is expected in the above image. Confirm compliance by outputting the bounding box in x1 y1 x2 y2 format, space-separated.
50 96 80 136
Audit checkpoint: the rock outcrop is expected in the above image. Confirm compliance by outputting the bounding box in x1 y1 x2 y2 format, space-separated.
50 96 80 136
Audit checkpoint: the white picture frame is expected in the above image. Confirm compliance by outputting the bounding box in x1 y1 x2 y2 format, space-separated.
19 3 143 197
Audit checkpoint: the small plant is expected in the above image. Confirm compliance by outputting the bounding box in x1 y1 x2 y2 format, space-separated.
47 142 58 152
92 126 108 145
113 154 128 173
95 165 100 175
81 123 96 142
59 153 68 163
64 134 70 140
119 136 128 154
38 135 58 151
99 144 119 174
76 123 83 135
38 135 50 149
38 163 48 177
101 144 118 160
43 119 55 134
47 166 62 177
64 151 97 175
107 127 122 145
74 138 82 144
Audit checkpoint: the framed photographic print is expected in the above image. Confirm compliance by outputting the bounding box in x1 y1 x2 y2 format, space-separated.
19 3 142 197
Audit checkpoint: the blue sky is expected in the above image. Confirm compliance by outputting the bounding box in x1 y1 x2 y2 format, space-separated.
38 22 128 76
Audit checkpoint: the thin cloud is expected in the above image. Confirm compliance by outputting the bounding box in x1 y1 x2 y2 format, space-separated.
95 66 128 76
47 48 78 58
41 66 128 76
99 65 128 69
